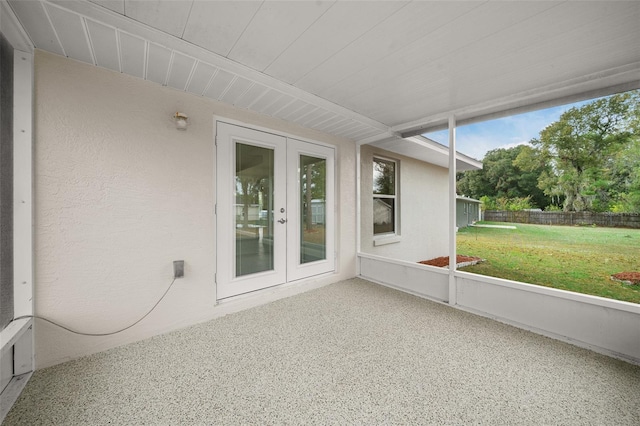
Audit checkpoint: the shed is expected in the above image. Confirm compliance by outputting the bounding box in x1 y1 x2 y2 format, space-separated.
457 196 481 228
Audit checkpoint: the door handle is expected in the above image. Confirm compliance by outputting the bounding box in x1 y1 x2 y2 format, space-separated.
278 218 287 224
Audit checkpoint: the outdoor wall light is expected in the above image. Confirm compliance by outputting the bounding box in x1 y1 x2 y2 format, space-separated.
173 112 188 130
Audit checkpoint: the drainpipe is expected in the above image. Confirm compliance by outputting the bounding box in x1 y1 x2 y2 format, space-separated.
448 115 457 306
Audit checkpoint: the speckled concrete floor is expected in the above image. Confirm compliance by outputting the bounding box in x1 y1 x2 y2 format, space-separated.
4 278 640 425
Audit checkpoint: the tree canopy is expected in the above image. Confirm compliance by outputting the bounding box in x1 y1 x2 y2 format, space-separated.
458 90 640 212
457 144 550 209
524 90 639 211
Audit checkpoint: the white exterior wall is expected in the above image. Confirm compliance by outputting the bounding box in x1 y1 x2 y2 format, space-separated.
33 51 356 368
360 145 449 262
358 255 640 364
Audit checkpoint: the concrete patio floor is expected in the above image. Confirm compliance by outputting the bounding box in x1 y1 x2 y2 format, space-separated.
4 278 639 425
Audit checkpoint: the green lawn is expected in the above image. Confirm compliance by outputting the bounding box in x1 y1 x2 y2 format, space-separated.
457 222 640 304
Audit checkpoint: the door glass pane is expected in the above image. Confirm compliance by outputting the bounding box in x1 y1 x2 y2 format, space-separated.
235 143 274 277
300 155 326 264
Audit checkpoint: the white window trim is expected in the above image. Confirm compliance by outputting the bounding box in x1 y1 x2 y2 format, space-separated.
373 235 402 246
372 155 399 241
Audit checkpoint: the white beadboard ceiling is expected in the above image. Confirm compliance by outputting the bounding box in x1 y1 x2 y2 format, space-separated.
5 0 640 151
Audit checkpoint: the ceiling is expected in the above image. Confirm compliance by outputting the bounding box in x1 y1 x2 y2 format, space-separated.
4 0 640 154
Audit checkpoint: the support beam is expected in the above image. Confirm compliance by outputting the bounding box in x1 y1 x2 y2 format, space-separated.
396 68 640 140
0 50 35 424
13 50 33 320
355 140 365 275
448 115 457 306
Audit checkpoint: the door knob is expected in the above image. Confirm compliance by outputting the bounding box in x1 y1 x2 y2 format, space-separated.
278 218 287 224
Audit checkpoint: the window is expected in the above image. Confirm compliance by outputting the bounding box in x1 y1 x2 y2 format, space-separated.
373 157 397 236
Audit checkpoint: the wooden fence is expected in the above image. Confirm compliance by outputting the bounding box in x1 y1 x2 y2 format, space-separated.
483 210 640 229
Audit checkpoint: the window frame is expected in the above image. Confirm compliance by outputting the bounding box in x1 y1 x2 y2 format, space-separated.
372 155 399 240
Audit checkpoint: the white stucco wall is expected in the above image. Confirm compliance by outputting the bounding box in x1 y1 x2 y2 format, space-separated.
360 145 450 262
34 51 356 368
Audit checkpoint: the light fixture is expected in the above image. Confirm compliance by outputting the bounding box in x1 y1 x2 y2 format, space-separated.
173 112 188 130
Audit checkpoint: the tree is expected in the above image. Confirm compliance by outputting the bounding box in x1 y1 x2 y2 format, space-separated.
457 145 550 208
301 156 326 231
529 91 639 211
610 138 640 212
610 96 640 212
373 158 395 195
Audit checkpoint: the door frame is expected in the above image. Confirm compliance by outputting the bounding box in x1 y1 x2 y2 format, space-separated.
214 117 337 300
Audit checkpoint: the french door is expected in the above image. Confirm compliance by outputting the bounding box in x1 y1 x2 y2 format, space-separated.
216 121 334 299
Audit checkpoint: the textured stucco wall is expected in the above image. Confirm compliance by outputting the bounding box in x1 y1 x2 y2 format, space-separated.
34 51 356 368
360 145 450 262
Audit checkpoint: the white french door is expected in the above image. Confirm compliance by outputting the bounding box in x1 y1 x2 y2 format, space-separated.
286 138 335 282
216 122 334 299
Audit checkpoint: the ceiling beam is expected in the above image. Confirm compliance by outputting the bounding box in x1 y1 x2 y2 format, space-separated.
397 64 640 138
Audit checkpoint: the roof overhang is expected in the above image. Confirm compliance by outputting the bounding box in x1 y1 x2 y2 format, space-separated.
457 196 481 203
365 135 482 172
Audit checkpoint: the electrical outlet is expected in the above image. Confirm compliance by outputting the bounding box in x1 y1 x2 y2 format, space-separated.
173 260 184 279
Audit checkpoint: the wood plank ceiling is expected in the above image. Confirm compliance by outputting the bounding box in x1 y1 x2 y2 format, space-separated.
5 0 640 145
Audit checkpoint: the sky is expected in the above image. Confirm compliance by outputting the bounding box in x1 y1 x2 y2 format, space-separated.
424 100 592 161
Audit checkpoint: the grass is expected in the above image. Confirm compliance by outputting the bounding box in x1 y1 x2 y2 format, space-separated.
457 222 640 304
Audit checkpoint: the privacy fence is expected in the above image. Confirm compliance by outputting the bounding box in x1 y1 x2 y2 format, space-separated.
483 210 640 229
